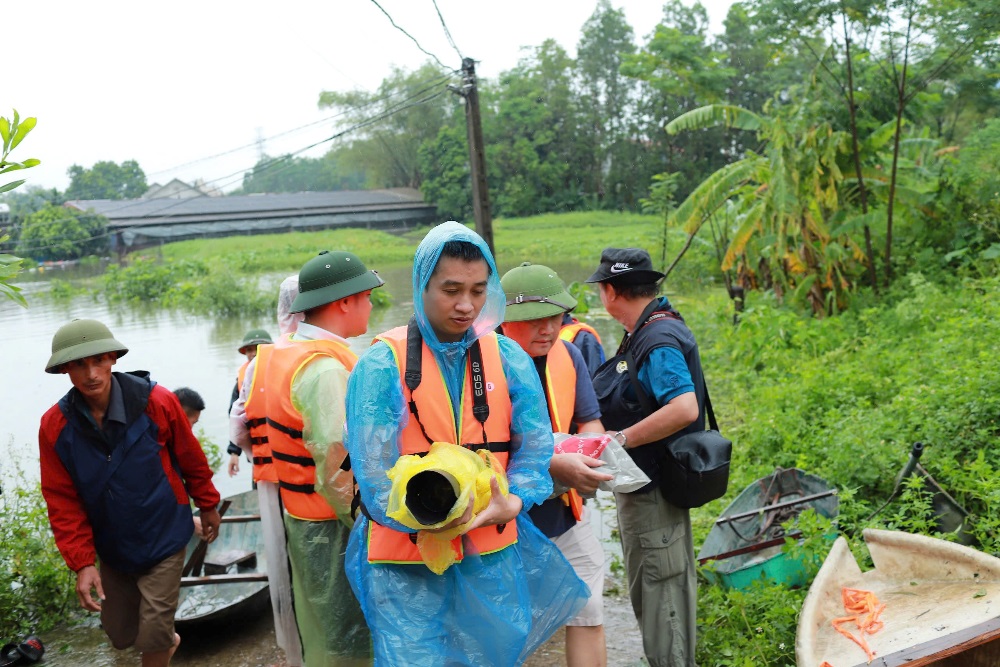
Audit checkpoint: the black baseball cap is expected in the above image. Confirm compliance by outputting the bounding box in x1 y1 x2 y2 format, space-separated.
585 247 665 285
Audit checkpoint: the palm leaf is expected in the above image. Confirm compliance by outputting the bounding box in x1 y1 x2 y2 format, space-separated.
665 104 763 136
863 121 898 154
722 202 764 271
830 210 886 237
669 158 760 234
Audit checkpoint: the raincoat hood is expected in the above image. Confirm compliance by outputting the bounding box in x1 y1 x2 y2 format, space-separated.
412 222 505 356
277 275 305 335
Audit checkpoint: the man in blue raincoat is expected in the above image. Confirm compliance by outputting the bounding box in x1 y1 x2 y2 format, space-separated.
344 222 589 666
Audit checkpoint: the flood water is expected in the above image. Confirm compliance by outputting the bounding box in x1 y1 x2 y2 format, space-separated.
3 258 644 666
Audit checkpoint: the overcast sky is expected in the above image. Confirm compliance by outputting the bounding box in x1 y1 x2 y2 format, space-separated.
5 0 735 195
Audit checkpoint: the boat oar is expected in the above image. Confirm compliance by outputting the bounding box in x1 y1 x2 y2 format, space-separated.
698 531 803 565
182 499 231 577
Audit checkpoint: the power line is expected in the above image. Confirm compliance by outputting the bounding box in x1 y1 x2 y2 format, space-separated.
368 0 450 70
10 83 454 256
144 71 456 180
431 0 464 61
203 89 450 193
32 71 457 206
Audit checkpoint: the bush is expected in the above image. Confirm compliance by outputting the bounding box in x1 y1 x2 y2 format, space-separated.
0 444 76 637
688 271 1000 663
16 205 108 261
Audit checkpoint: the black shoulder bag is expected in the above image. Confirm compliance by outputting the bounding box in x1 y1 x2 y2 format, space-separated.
625 349 731 509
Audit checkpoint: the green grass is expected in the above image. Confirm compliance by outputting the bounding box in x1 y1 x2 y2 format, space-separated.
150 211 720 291
687 271 1000 666
156 227 417 275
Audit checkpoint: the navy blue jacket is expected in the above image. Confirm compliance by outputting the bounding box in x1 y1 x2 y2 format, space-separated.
47 372 201 573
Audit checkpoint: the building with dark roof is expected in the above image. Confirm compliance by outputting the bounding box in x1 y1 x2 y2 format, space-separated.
66 188 438 250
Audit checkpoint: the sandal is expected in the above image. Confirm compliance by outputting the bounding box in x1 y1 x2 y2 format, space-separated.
0 644 22 667
16 636 43 664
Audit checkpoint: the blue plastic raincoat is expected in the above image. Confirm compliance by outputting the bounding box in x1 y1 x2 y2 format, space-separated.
344 222 589 666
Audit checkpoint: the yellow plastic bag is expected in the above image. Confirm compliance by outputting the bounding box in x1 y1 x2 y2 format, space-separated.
385 442 508 573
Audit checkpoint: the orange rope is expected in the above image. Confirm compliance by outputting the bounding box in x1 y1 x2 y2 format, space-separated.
828 587 886 663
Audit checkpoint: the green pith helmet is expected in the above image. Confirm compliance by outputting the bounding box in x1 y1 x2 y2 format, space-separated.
500 262 577 323
290 250 384 314
45 318 129 374
238 328 272 353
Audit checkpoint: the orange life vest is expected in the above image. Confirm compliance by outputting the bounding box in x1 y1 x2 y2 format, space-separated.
366 326 517 564
260 335 357 520
243 346 276 483
544 340 584 522
559 318 602 347
236 359 250 393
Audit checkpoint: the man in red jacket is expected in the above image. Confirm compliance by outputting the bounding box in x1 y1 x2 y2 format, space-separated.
39 319 221 667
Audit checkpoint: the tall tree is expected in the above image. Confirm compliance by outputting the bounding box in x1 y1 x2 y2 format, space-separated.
622 1 737 200
877 0 1000 282
65 160 147 200
576 1 638 207
483 40 585 217
419 124 472 222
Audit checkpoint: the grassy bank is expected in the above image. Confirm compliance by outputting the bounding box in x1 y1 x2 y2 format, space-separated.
153 212 716 284
98 212 719 316
686 273 1000 665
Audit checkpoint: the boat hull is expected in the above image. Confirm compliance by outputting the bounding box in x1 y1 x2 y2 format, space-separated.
176 490 269 628
796 528 1000 666
698 468 838 590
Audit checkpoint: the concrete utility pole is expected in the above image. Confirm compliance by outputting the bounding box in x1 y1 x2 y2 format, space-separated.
460 57 494 255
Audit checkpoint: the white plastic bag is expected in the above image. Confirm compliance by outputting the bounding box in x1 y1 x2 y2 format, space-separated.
551 432 650 495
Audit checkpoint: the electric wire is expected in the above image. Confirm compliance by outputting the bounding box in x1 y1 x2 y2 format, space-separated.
42 73 455 222
10 72 457 205
144 70 456 180
9 86 451 256
430 0 464 61
368 0 450 70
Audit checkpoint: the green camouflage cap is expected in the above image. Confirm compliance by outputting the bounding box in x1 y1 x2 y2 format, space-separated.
501 262 577 323
238 328 272 353
45 319 128 374
290 250 384 313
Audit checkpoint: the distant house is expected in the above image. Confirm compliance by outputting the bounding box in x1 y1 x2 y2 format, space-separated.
66 188 438 251
143 178 223 199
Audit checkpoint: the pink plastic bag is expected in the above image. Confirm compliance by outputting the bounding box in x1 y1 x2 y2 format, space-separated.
553 434 610 459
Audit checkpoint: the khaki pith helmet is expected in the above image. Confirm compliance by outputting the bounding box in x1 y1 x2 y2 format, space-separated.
238 328 272 354
500 262 577 323
46 319 128 374
290 250 384 313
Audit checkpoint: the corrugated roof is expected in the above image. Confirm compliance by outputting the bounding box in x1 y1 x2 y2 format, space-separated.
67 188 431 227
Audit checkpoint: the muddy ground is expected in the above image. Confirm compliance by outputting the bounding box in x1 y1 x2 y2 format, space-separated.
40 583 643 666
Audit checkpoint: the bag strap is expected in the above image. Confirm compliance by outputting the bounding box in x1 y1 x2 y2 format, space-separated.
467 336 491 446
404 317 490 447
625 347 718 432
404 317 436 446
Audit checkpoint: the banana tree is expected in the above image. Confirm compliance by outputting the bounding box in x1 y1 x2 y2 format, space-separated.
663 101 867 315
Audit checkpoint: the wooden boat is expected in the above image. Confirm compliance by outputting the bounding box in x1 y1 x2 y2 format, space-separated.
697 468 839 590
796 529 1000 667
175 490 270 627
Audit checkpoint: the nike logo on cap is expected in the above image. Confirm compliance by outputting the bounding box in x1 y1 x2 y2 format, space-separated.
610 262 631 273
